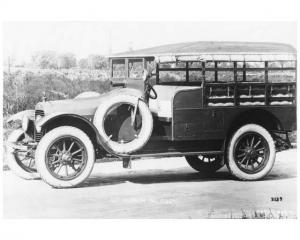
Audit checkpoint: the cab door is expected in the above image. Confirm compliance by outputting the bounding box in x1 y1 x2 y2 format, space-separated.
173 90 225 140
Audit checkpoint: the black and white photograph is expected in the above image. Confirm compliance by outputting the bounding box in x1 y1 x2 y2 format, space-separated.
2 20 297 218
0 0 299 239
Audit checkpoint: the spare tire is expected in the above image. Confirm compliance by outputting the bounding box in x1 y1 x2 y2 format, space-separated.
93 95 153 155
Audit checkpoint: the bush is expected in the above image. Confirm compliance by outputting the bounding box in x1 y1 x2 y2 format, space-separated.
3 69 111 117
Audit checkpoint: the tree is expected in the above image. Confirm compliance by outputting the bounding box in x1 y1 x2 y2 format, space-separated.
78 58 89 69
57 53 77 69
31 51 57 69
88 55 108 69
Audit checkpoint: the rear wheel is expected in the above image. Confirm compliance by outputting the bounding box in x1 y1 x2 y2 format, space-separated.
227 124 275 180
35 126 95 188
185 155 224 174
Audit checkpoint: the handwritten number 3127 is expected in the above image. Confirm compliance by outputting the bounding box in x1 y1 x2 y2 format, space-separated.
271 197 282 202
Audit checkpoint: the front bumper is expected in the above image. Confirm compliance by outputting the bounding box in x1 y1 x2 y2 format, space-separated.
6 141 37 151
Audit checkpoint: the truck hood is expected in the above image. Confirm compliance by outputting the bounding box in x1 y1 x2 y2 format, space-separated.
35 88 143 116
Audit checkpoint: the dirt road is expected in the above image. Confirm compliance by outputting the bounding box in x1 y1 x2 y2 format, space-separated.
3 149 297 218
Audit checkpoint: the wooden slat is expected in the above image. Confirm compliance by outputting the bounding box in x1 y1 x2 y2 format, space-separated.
269 97 295 101
158 67 296 72
234 61 238 106
265 61 269 105
156 63 159 84
243 61 246 81
186 62 189 82
202 62 206 107
202 62 206 82
215 61 218 82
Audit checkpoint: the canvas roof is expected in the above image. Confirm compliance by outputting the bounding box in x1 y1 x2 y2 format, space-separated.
111 41 296 61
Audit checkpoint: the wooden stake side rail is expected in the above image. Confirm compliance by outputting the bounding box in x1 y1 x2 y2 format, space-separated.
156 61 296 86
158 67 296 72
205 82 296 106
156 60 297 107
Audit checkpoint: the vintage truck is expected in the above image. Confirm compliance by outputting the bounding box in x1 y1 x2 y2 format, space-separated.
6 41 297 188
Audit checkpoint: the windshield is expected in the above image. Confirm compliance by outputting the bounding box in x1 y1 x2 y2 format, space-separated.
112 59 125 78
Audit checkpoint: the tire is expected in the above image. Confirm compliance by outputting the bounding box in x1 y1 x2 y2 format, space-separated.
186 155 224 175
35 126 95 188
227 124 276 180
6 129 39 180
93 95 153 155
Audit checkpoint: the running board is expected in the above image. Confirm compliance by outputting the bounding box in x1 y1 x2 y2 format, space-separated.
129 150 224 159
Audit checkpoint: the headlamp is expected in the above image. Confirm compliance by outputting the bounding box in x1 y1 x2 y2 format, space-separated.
35 115 43 122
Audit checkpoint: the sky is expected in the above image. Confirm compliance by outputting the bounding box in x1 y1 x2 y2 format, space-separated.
3 21 297 64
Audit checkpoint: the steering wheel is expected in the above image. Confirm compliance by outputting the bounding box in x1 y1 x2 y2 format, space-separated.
147 84 157 99
143 70 157 100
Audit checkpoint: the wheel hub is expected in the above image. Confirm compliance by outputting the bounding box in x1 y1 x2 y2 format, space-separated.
61 152 72 164
245 147 257 158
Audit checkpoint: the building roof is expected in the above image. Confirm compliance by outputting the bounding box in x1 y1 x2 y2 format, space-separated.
111 41 296 61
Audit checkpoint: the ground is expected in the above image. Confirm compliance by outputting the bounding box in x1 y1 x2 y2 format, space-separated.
3 149 297 218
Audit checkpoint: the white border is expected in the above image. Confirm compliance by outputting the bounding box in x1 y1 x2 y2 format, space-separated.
0 0 299 240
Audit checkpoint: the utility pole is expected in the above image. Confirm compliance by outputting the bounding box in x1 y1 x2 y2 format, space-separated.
108 29 112 55
8 56 11 79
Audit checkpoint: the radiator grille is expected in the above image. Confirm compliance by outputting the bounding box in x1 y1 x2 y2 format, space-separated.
34 109 45 142
34 130 43 142
35 110 45 117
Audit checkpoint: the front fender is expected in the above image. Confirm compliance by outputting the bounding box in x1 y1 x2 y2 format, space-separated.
35 112 69 132
35 112 120 157
6 110 35 124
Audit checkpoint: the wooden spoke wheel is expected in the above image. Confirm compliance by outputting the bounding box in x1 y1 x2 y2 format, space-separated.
227 124 276 180
35 126 95 188
45 136 88 181
233 132 270 174
6 129 39 180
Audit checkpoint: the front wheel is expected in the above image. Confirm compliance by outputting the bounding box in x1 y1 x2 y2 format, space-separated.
35 126 95 188
227 124 275 180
